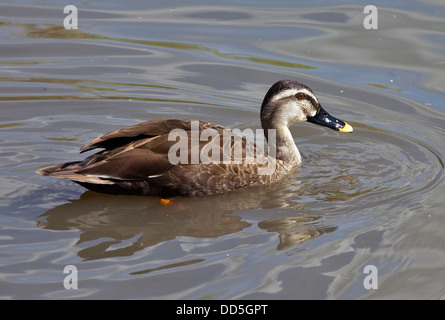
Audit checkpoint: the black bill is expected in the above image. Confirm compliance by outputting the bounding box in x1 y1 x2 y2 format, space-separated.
307 105 353 133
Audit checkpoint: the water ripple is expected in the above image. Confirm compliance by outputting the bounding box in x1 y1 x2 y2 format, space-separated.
297 124 444 210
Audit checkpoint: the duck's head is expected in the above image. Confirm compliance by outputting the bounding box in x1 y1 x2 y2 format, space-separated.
261 80 353 133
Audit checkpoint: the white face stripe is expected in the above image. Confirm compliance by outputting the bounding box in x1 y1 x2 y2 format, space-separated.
271 88 318 103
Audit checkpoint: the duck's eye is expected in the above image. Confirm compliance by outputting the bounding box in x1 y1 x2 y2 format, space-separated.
296 92 306 100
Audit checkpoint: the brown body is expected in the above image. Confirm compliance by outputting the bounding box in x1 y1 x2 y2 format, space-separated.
37 80 352 197
37 119 285 196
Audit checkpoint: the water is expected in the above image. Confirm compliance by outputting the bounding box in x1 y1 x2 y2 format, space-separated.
1 0 445 299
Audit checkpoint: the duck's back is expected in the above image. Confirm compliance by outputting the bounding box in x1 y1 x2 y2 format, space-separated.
37 119 282 196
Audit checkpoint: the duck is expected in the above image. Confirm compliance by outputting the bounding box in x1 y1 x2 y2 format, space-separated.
37 80 353 197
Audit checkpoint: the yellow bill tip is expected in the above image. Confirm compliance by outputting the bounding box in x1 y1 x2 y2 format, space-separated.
339 121 353 133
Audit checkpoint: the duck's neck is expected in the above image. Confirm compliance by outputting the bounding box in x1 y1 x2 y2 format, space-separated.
264 125 301 168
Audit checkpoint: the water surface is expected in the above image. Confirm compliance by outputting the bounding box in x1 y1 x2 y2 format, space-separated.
1 0 445 299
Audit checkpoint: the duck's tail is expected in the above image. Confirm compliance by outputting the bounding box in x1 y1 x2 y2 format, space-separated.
36 162 114 185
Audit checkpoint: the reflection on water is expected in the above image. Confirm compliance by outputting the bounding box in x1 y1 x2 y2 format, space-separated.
258 216 337 250
35 115 443 261
37 192 252 260
37 177 335 260
1 1 445 299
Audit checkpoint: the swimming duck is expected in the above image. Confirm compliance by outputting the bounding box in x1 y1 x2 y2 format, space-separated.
37 80 353 196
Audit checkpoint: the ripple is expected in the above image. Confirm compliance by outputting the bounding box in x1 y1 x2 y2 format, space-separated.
297 124 444 209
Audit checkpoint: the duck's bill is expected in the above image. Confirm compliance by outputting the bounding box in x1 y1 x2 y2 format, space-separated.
307 105 353 133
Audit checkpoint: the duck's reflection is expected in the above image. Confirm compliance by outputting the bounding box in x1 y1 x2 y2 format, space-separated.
259 216 337 250
37 181 337 260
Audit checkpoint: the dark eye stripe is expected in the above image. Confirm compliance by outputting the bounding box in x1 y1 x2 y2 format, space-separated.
304 94 318 107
